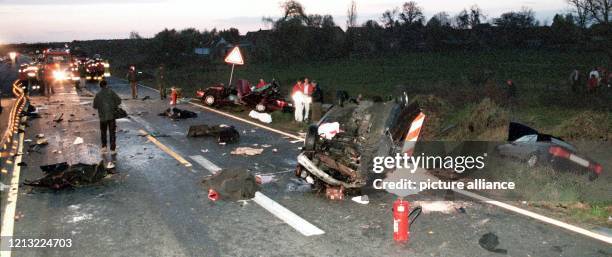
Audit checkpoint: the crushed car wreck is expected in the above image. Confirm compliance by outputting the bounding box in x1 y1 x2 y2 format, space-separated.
23 161 111 189
496 122 603 180
296 96 423 191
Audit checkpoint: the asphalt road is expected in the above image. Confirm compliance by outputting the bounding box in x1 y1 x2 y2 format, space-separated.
3 78 611 257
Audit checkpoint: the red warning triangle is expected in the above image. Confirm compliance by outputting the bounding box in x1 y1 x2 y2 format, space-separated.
224 47 244 65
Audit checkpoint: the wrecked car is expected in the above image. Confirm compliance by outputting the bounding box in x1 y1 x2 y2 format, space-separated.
296 96 423 191
196 79 293 112
496 122 603 180
24 161 110 189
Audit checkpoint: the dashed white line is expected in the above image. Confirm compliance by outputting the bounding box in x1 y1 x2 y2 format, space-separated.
189 155 221 174
252 192 325 237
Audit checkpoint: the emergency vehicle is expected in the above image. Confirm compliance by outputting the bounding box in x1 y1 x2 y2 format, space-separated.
85 55 111 81
41 48 75 85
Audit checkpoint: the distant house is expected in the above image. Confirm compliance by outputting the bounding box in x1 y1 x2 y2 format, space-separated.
194 47 210 56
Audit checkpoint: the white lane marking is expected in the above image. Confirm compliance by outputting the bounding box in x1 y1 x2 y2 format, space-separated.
455 189 612 244
189 155 221 174
252 192 325 237
0 133 24 257
189 102 304 141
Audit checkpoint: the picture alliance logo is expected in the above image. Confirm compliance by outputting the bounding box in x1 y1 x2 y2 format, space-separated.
372 153 488 174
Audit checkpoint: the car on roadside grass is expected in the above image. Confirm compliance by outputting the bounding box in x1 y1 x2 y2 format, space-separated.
496 122 602 180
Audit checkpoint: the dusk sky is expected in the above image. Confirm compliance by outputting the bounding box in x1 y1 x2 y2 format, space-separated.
1 0 570 44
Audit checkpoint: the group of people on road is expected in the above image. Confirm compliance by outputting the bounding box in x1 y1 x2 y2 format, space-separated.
291 77 323 123
570 67 611 93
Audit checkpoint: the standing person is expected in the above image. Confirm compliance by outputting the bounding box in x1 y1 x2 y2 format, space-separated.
302 77 314 122
78 61 87 90
126 66 138 99
589 67 600 82
587 74 598 93
506 80 517 105
310 81 323 122
569 69 580 92
256 79 266 89
93 80 121 155
156 64 167 100
292 79 304 122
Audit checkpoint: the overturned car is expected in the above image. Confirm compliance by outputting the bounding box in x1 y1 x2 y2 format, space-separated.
296 96 423 190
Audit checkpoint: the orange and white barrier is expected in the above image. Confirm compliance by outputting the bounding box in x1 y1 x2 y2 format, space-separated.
401 112 426 156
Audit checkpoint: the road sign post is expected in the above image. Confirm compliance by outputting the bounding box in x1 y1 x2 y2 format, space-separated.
224 47 244 87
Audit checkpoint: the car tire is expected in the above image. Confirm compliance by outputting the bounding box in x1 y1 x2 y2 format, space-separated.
527 153 539 167
204 95 215 106
303 125 319 151
255 103 266 112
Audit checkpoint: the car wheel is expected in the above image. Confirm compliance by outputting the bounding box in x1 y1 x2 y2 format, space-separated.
204 95 215 106
527 153 538 167
303 125 319 151
255 103 266 112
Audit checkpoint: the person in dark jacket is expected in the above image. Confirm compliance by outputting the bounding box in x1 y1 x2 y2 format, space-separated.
310 81 323 122
126 66 138 99
93 80 121 154
156 64 167 100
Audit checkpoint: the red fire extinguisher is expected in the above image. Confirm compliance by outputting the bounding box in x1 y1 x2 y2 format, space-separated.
393 198 422 243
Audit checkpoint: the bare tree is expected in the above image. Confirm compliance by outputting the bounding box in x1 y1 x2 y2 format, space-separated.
399 1 425 25
129 31 142 39
381 8 399 28
427 12 451 27
469 5 485 27
347 0 357 29
280 0 309 24
568 0 592 26
568 0 611 25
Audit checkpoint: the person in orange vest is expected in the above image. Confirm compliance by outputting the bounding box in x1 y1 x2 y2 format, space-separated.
302 77 314 122
292 79 304 122
256 78 266 89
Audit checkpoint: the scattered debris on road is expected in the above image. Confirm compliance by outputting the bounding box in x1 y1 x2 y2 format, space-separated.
159 107 197 120
285 178 312 192
73 137 84 145
231 147 264 156
351 195 369 204
53 113 64 123
23 161 111 190
325 185 344 200
248 110 272 123
187 124 240 144
479 232 507 254
255 174 277 184
201 169 259 201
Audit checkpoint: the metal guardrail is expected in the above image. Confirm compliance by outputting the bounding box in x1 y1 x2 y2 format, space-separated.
0 80 27 163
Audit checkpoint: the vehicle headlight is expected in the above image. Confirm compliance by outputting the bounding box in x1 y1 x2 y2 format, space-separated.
27 72 36 77
103 63 110 68
53 70 66 80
